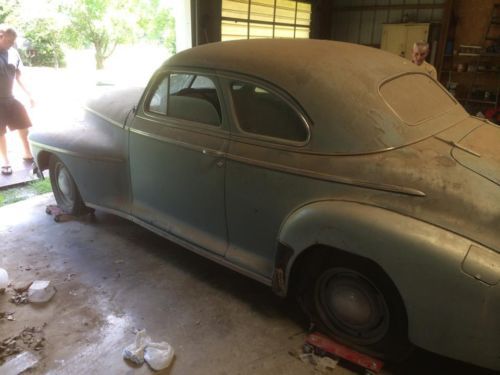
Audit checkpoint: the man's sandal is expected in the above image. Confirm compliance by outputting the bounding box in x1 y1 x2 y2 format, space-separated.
1 166 12 175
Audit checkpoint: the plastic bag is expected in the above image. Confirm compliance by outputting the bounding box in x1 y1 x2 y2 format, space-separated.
144 341 175 371
0 268 8 291
122 329 151 365
1 351 39 375
28 280 56 303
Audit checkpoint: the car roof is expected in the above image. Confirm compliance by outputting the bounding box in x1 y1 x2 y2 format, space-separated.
165 39 467 154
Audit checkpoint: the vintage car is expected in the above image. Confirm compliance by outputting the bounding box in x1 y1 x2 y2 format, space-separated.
29 39 500 370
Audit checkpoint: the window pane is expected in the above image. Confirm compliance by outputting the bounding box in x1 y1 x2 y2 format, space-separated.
169 73 194 95
275 0 296 24
296 2 311 26
380 74 457 125
231 81 307 141
147 75 169 115
295 27 310 39
168 74 221 126
275 24 295 38
221 0 310 41
222 0 249 19
250 0 275 22
250 23 273 39
222 20 248 41
191 75 216 89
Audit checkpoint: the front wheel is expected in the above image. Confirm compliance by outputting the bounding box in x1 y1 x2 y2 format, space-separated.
299 253 411 361
49 155 87 216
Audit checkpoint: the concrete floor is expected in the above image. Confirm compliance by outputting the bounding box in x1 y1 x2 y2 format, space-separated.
0 194 497 375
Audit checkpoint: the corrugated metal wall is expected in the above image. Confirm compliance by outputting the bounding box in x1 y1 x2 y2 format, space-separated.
331 0 445 46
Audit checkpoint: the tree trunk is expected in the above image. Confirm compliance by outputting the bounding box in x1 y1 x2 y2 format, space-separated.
94 42 105 70
95 52 104 70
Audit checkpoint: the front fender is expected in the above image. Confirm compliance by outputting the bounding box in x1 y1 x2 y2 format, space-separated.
29 109 131 212
277 200 500 370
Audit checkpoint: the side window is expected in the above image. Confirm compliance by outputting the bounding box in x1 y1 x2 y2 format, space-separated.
230 82 308 142
146 75 169 115
168 73 221 126
169 73 194 95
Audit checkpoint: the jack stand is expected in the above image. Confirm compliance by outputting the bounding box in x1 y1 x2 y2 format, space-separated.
45 205 96 223
304 332 384 375
45 205 75 222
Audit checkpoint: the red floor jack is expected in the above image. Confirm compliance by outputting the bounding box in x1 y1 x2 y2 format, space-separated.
304 332 384 374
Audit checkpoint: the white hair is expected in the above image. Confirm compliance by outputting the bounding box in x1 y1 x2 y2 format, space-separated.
413 40 429 51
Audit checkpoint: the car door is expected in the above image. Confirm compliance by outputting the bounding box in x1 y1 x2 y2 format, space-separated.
220 76 311 277
129 70 229 255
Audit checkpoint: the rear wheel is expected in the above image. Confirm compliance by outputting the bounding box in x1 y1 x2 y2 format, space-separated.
299 252 411 360
49 156 87 215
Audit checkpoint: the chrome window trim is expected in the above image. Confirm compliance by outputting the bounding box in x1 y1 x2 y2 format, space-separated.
135 113 230 138
378 72 460 126
140 69 226 130
218 71 312 147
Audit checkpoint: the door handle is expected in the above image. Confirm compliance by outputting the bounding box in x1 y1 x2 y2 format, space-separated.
202 149 224 158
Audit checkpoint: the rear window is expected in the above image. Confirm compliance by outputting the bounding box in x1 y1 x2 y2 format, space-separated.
380 73 457 125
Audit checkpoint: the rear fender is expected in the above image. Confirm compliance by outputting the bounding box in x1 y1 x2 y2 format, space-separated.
276 201 471 297
275 200 500 367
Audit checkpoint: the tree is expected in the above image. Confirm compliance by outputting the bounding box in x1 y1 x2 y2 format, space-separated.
18 18 66 67
0 0 19 24
62 0 135 69
62 0 176 70
135 0 176 53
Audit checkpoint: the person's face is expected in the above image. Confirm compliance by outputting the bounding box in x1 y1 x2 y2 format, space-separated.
412 47 428 65
0 33 16 50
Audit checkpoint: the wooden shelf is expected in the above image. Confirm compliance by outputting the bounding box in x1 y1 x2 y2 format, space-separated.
441 70 500 74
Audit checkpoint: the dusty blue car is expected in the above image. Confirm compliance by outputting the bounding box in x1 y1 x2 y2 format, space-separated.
30 39 500 370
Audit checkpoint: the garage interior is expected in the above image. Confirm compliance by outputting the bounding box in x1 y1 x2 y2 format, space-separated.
1 1 499 374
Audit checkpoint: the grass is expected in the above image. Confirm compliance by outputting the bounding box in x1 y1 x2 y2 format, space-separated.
0 179 52 207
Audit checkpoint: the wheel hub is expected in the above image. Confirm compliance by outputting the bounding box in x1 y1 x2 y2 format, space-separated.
57 170 71 197
316 268 390 344
328 283 374 328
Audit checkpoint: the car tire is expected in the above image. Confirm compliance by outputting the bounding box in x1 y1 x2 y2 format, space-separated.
299 252 412 361
49 155 87 216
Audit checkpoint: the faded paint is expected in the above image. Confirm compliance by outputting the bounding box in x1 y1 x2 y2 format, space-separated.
28 40 500 371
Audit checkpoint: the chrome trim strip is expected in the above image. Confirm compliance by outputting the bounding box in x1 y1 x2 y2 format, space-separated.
85 203 272 286
30 141 124 163
226 153 426 197
130 127 225 156
84 106 124 128
434 135 481 157
129 127 424 196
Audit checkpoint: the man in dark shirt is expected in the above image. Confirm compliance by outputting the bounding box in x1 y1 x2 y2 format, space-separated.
0 26 34 175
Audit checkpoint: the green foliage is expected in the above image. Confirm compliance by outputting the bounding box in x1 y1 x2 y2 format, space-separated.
61 0 176 69
135 0 176 53
30 178 52 194
0 0 19 23
62 0 136 69
18 18 66 67
0 179 51 207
